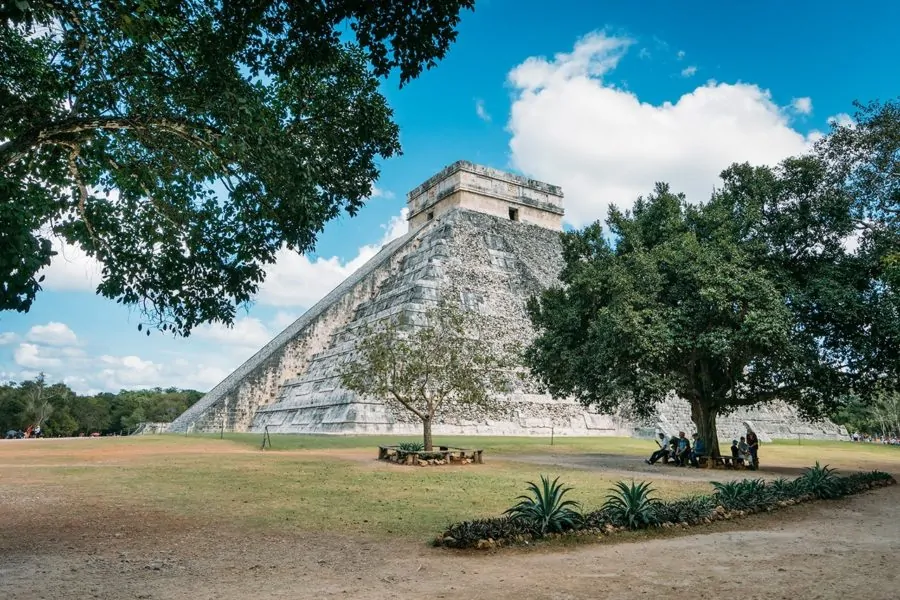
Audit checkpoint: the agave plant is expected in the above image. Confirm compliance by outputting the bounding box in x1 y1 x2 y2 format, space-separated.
711 480 744 509
504 475 582 537
602 480 658 530
799 462 842 499
769 477 796 500
398 441 425 453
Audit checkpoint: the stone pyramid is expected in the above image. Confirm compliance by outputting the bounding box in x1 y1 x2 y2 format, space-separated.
169 161 626 436
168 161 847 441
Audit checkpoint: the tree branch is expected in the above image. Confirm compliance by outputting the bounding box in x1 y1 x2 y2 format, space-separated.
1 116 223 168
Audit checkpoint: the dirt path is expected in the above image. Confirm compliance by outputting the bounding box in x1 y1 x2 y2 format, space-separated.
2 485 897 600
503 451 815 482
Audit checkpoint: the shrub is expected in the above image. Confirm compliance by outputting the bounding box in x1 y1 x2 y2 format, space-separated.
798 462 842 499
654 495 716 525
505 475 582 537
581 508 613 531
417 452 444 460
768 477 801 500
398 441 424 453
712 479 772 511
602 481 658 530
439 517 530 548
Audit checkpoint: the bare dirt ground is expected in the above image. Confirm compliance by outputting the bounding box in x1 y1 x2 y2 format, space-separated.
2 440 898 600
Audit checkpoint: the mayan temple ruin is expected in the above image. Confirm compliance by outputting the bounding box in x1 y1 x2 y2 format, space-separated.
168 161 847 442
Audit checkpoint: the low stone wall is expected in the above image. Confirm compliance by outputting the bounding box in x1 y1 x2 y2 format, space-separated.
378 445 483 467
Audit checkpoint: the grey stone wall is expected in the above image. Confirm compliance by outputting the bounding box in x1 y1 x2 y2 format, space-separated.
167 232 416 433
650 397 848 443
250 208 628 436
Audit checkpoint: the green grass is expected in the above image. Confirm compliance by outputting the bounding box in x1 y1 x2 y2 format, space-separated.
5 434 898 542
4 435 702 539
202 431 652 455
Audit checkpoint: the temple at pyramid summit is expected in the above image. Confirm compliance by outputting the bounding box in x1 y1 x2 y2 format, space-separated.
167 161 847 442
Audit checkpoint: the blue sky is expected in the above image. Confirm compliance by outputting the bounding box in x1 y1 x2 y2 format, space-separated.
2 0 898 393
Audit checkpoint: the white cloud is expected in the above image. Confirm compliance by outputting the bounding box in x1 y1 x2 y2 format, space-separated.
39 236 103 291
475 98 492 122
828 112 854 128
26 322 78 346
677 50 686 60
680 65 697 77
370 185 395 199
509 33 632 93
14 343 62 369
507 31 818 227
638 47 651 60
96 354 163 389
193 317 272 348
258 208 409 308
0 332 18 345
792 96 813 115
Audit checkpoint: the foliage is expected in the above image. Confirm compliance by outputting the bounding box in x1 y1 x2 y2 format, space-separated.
0 374 202 436
0 0 474 333
580 507 614 531
797 462 842 499
504 475 582 537
711 479 773 511
438 466 896 548
601 480 658 530
769 477 803 501
525 109 900 456
653 495 716 525
340 303 514 450
417 452 445 461
814 100 900 384
397 441 425 453
438 517 531 549
834 387 900 437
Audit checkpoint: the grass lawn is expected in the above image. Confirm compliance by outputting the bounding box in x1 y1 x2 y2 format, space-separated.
2 434 897 542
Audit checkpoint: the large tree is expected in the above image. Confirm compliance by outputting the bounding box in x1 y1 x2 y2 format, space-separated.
525 153 872 457
0 0 473 334
340 303 511 451
814 99 900 383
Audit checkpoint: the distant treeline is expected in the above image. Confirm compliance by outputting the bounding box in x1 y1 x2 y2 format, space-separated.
0 374 202 436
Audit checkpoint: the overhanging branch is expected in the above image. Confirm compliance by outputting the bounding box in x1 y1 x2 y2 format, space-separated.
0 116 223 168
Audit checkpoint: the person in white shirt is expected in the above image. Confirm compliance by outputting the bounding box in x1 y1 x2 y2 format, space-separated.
645 432 671 465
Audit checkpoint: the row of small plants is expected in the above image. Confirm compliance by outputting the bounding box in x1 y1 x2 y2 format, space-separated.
434 463 895 549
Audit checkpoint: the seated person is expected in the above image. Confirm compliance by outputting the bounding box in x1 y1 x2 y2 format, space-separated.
674 431 691 466
645 432 671 465
730 439 743 466
689 433 707 467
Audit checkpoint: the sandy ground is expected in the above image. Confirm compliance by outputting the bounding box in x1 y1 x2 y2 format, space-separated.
2 440 898 600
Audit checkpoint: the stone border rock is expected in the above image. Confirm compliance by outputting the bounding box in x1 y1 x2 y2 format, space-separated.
378 445 483 467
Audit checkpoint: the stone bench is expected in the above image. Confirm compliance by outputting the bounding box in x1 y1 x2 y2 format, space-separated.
377 445 483 466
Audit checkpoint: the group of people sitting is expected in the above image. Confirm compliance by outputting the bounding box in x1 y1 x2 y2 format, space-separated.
645 428 759 470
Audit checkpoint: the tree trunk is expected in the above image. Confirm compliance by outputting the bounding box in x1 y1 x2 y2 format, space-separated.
422 416 433 451
690 398 720 458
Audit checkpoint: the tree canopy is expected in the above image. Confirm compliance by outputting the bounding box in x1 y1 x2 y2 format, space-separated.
0 0 473 334
0 373 202 436
525 101 899 456
340 303 512 450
